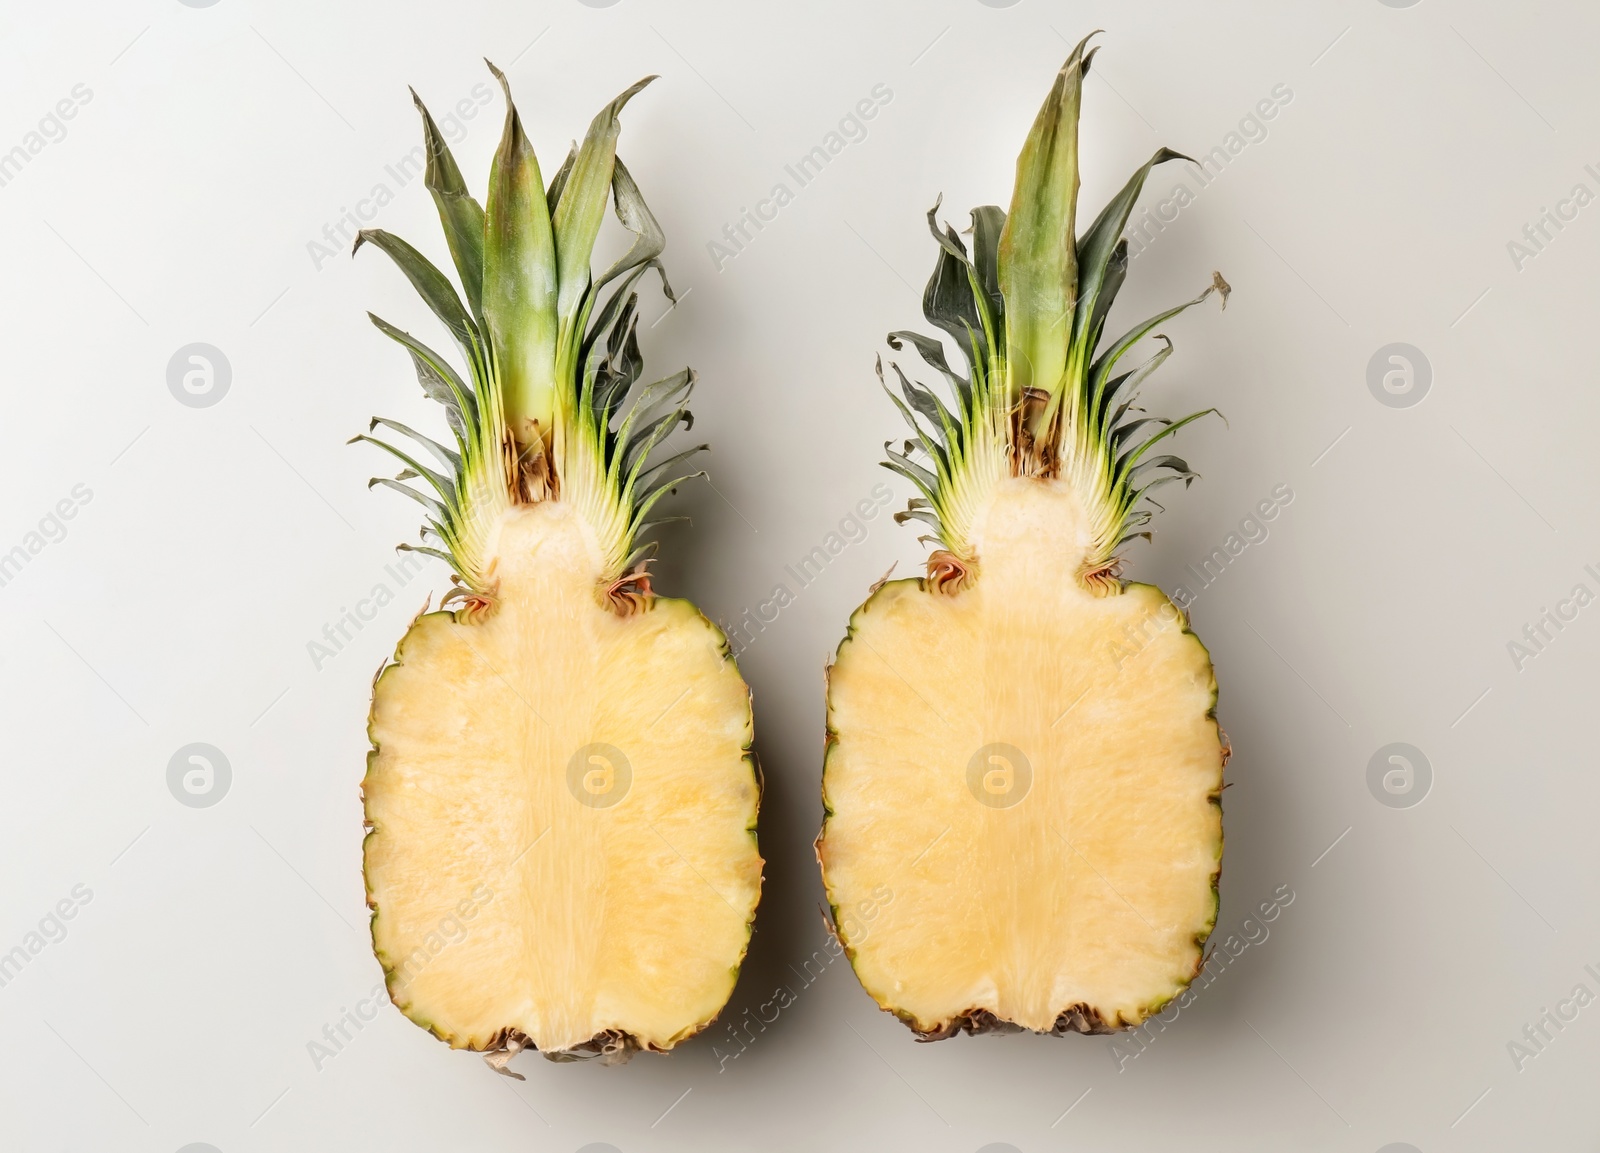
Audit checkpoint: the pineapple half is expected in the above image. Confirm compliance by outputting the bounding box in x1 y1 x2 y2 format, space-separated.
817 36 1229 1039
355 67 761 1068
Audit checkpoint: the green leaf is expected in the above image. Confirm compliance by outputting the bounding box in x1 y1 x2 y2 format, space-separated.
546 143 577 217
1072 147 1186 354
968 205 1006 326
368 416 461 473
482 60 558 447
921 200 985 361
887 330 971 413
352 229 478 362
412 89 487 321
997 32 1096 400
367 313 476 446
595 156 670 294
553 76 656 335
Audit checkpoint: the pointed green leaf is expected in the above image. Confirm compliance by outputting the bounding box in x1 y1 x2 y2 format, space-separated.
969 205 1006 325
997 33 1095 398
413 89 487 321
1072 147 1186 353
546 143 577 217
595 156 670 294
352 229 478 361
482 60 558 447
553 76 656 334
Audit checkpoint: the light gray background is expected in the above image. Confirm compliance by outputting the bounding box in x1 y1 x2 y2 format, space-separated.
1 1 1594 1150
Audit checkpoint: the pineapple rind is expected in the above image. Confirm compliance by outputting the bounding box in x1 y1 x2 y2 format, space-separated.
817 550 1224 1037
363 571 762 1059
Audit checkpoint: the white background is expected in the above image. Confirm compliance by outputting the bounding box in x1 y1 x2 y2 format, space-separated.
1 1 1596 1150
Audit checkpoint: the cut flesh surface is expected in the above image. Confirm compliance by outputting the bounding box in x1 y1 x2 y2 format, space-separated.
364 504 762 1054
818 478 1223 1034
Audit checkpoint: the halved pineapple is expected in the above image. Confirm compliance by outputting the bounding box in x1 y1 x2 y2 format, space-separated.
355 67 760 1067
817 35 1227 1038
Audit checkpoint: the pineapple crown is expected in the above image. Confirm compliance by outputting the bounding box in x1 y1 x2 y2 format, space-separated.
352 63 701 608
881 33 1228 584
